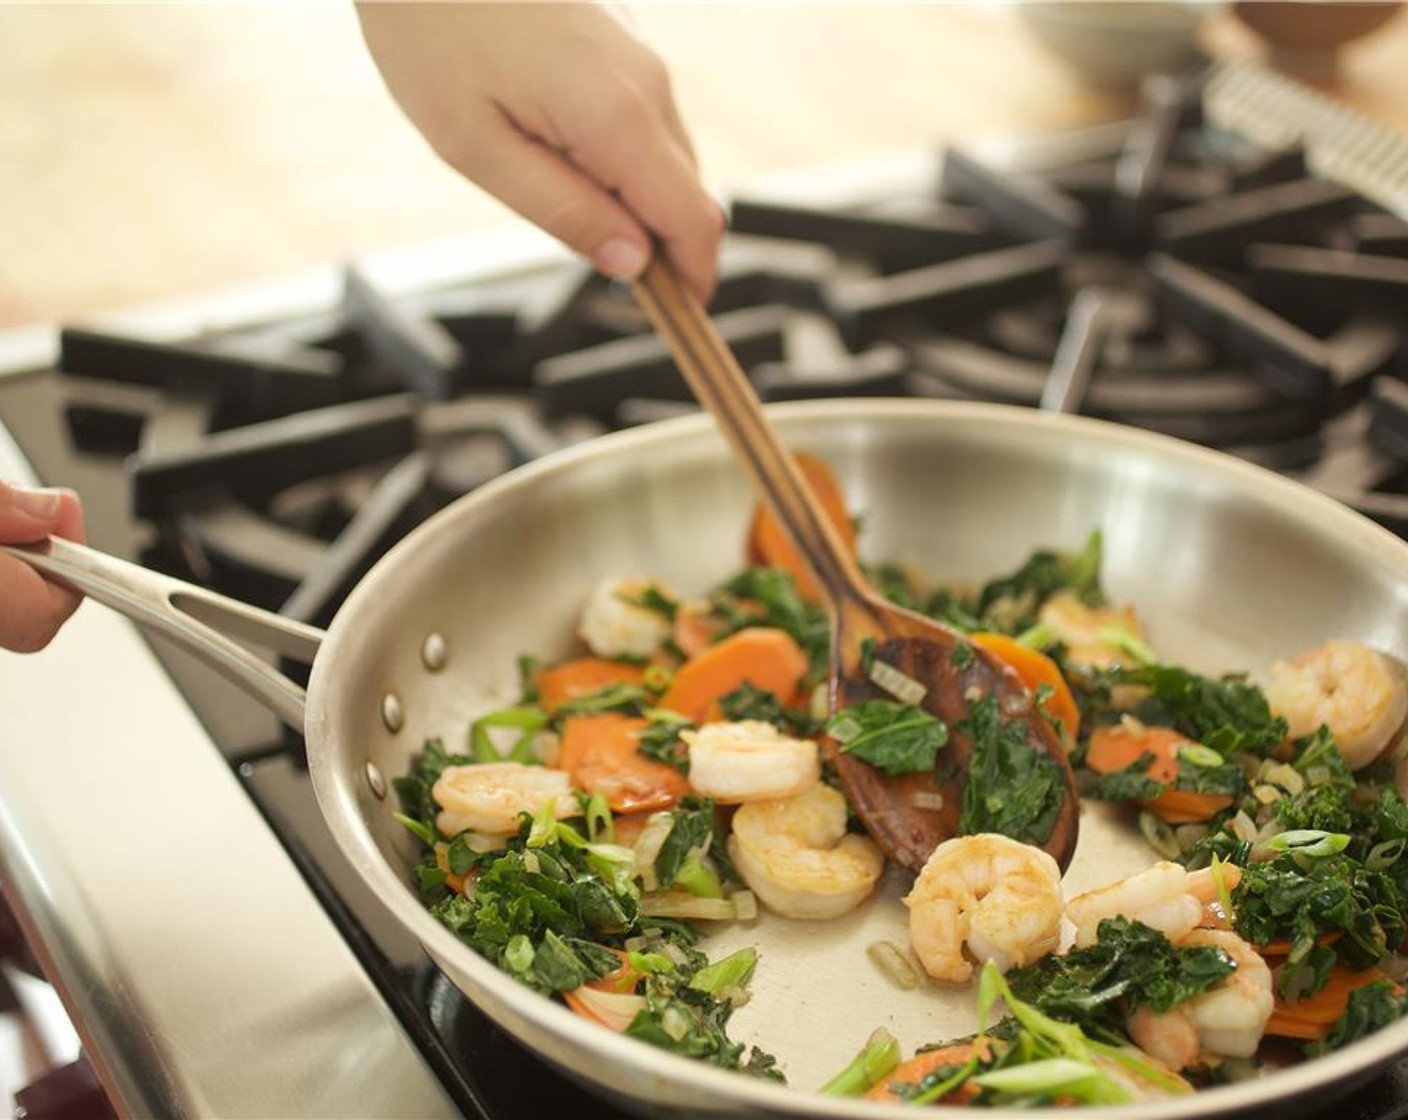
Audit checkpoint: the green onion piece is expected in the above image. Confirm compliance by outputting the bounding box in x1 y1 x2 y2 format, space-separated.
1368 838 1407 871
505 934 535 973
584 793 614 844
1015 623 1055 650
643 706 692 725
643 663 674 693
688 947 759 995
973 1058 1098 1095
1085 1039 1192 1097
1210 851 1235 924
1178 743 1224 768
818 1027 901 1097
394 812 436 847
1266 829 1351 858
626 950 675 978
828 716 862 744
584 843 639 897
527 799 559 848
672 854 723 899
469 705 549 764
1095 625 1156 665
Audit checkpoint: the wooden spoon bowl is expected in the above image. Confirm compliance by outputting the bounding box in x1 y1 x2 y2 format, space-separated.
633 256 1080 874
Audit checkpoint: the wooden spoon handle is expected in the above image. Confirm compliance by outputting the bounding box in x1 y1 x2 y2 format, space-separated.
633 255 869 605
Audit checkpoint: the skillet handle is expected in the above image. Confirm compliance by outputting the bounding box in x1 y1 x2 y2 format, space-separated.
3 536 322 730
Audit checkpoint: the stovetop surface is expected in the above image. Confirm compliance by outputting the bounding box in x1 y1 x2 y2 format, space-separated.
8 61 1408 1119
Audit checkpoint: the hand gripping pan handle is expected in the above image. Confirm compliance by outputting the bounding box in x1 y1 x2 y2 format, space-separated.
4 536 321 729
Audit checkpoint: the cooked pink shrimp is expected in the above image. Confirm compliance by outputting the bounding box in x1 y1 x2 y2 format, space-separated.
1127 929 1273 1070
905 833 1064 984
1066 862 1242 949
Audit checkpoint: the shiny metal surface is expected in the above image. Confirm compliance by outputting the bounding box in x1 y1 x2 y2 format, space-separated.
301 399 1408 1118
0 426 459 1117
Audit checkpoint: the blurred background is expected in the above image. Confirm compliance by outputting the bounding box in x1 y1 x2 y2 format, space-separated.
3 2 1408 328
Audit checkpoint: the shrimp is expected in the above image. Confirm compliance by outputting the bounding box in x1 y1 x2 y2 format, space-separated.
1037 590 1147 671
1065 862 1242 949
727 783 884 920
682 720 820 803
1264 639 1408 770
432 761 579 836
577 577 674 660
904 833 1063 984
1127 929 1273 1070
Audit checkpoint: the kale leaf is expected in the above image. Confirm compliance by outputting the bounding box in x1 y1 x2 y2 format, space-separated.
1004 917 1236 1035
654 799 716 888
718 682 789 726
626 979 784 1079
958 693 1064 846
637 717 692 774
1111 665 1287 758
1088 751 1166 804
972 529 1104 633
826 700 949 776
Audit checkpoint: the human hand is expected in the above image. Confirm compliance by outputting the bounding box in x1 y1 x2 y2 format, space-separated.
0 482 85 653
357 2 723 302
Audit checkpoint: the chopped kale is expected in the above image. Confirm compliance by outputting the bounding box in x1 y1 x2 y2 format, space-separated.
620 584 678 621
654 799 716 889
972 529 1104 633
718 682 789 726
1110 665 1287 758
958 693 1065 846
1089 752 1166 804
553 682 651 719
637 716 692 774
626 978 783 1079
1005 917 1236 1035
826 700 949 776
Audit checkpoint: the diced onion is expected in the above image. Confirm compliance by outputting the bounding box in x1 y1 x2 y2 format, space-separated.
522 851 541 875
716 985 751 1008
1253 784 1282 806
732 890 758 921
867 941 921 990
465 831 509 854
1231 810 1258 845
639 891 737 920
1261 762 1304 796
1174 824 1208 854
809 683 830 724
911 790 946 812
867 658 927 706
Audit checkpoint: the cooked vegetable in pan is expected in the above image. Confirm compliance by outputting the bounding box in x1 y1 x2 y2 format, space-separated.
396 453 1408 1104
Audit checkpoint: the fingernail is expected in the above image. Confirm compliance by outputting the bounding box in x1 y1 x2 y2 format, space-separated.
595 238 649 281
10 486 61 520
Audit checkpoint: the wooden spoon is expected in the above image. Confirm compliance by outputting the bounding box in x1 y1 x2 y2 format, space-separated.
632 256 1079 873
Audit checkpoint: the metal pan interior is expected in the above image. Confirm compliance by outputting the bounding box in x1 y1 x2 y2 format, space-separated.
305 398 1408 1119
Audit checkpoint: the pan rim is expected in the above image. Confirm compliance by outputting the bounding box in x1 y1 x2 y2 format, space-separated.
306 397 1408 1118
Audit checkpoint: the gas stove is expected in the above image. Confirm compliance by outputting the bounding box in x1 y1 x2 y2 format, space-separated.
5 57 1408 1119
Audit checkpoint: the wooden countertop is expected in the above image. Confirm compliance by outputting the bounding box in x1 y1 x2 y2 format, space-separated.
4 3 1408 329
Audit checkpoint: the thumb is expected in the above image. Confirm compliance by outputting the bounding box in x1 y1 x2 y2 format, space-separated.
0 482 65 544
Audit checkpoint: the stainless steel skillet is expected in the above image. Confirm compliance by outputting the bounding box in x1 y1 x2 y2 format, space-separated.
10 398 1408 1118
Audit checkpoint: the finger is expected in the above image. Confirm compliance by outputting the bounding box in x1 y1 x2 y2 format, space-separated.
569 95 722 304
0 482 67 544
449 106 654 285
0 555 80 653
51 488 87 545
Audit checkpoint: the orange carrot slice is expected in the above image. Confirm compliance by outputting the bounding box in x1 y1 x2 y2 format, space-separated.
537 658 646 715
557 713 689 814
746 452 856 602
1086 723 1234 824
972 632 1081 749
658 627 809 724
866 1040 989 1104
1264 965 1397 1040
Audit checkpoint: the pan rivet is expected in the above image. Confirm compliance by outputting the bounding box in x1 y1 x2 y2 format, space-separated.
365 761 387 800
381 692 405 733
421 633 447 672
